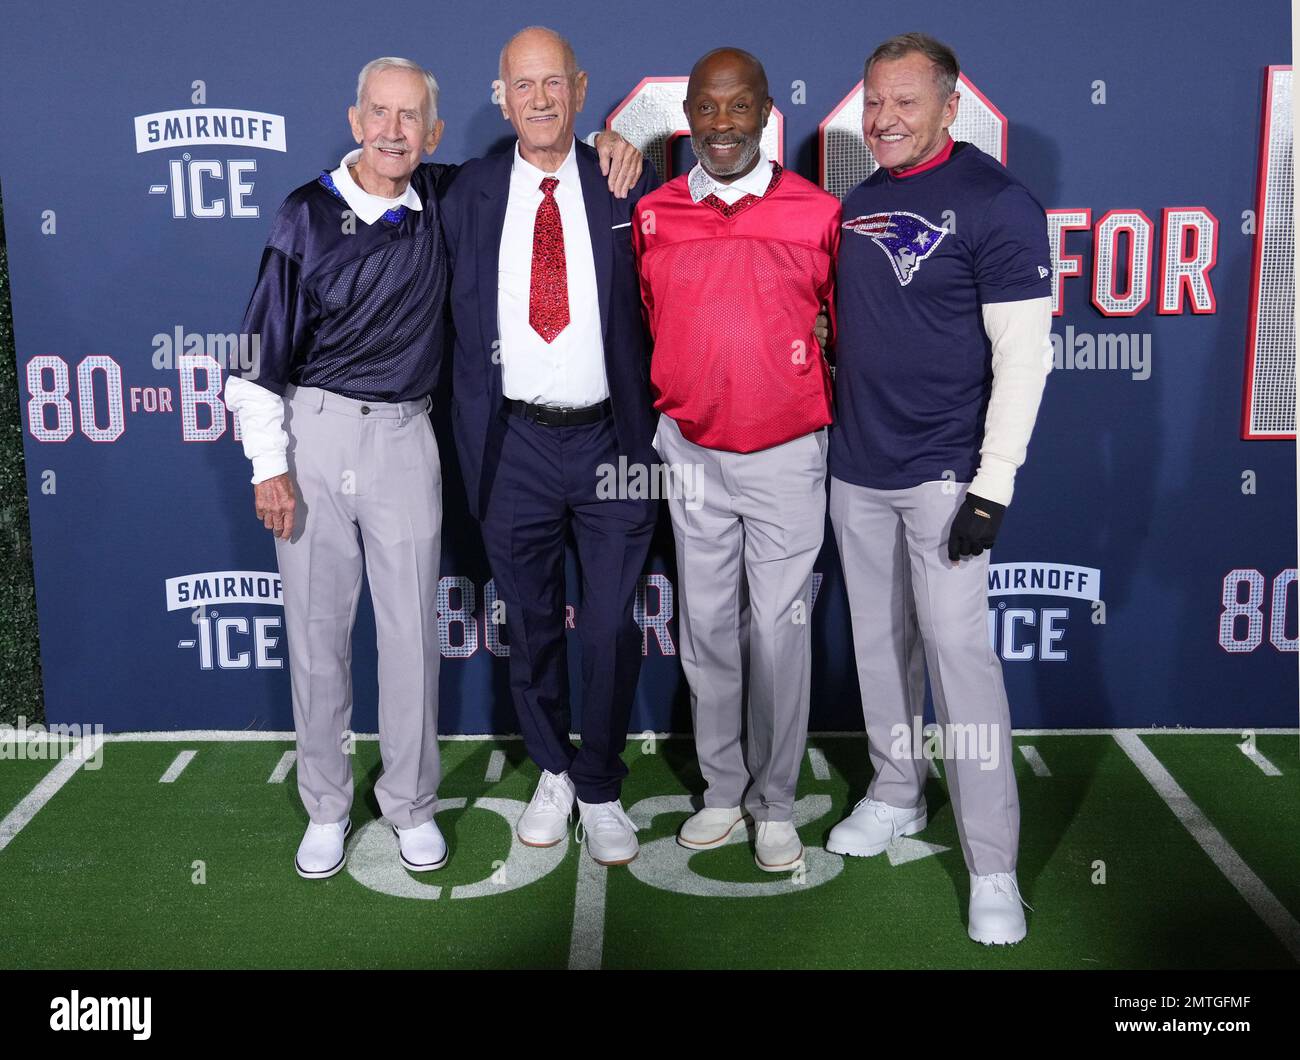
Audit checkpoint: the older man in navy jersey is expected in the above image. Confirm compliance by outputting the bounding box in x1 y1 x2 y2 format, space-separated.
223 56 641 881
826 33 1054 945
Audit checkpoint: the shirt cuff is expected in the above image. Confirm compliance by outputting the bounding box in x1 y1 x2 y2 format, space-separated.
223 375 289 485
250 453 289 485
969 455 1017 507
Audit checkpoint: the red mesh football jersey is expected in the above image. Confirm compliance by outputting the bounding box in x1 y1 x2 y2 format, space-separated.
633 163 841 453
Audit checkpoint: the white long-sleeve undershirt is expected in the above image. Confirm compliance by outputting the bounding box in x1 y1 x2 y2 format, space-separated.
223 375 288 484
968 295 1053 507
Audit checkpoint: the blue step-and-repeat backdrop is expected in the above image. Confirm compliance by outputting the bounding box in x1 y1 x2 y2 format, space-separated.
0 0 1294 733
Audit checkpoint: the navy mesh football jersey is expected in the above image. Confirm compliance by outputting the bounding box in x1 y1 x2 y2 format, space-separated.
236 161 457 402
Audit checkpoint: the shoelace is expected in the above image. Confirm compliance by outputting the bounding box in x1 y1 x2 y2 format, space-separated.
855 796 911 841
978 872 1035 912
575 802 639 845
531 773 572 817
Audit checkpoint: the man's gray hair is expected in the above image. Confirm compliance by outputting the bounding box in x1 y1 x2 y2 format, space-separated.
498 26 578 85
864 32 960 98
355 57 440 127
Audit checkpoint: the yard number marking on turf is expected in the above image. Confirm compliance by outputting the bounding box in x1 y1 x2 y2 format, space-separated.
806 747 831 781
484 750 506 783
885 836 950 866
159 750 197 783
1238 741 1282 777
1018 745 1052 777
1115 732 1300 963
267 751 296 784
625 794 845 898
347 797 568 900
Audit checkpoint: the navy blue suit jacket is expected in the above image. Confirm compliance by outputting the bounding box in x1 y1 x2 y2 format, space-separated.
439 139 660 520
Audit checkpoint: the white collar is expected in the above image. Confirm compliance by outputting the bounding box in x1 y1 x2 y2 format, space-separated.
688 148 772 203
330 149 423 225
510 137 579 187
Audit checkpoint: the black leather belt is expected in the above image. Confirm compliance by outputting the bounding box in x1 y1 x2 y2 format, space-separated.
506 398 612 427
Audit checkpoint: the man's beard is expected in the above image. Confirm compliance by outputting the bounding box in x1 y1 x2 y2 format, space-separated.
691 131 761 178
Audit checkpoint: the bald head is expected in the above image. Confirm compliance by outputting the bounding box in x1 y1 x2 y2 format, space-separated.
686 47 769 103
499 26 578 84
683 46 772 181
497 25 588 169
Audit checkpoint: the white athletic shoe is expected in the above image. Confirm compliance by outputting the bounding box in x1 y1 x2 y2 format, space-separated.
677 806 749 850
967 871 1031 946
294 818 351 879
575 798 640 865
517 770 576 847
826 796 927 857
392 819 449 872
754 819 804 872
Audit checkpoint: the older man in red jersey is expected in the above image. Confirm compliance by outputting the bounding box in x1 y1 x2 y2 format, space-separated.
633 47 840 873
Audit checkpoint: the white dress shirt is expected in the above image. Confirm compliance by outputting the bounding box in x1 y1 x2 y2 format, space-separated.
497 138 608 407
687 148 773 205
223 151 425 483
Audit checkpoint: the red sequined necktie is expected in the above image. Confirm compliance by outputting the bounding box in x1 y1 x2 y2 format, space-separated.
529 176 569 343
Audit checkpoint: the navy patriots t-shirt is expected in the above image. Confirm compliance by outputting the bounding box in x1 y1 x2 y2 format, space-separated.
828 140 1052 490
236 161 458 403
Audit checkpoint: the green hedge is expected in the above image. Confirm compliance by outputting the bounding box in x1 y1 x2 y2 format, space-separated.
0 184 45 724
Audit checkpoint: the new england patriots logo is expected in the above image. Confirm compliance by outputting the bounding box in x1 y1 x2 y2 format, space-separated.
842 211 947 287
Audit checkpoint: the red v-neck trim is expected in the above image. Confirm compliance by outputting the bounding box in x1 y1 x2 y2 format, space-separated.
699 162 784 219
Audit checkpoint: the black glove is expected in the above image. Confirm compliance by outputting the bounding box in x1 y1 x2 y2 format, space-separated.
947 493 1006 561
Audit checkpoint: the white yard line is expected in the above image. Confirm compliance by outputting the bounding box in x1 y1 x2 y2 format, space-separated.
7 727 1295 744
1114 732 1300 964
93 731 650 742
159 750 197 783
806 747 831 781
0 733 103 855
267 751 296 784
484 750 506 783
567 854 607 971
105 731 297 742
1238 742 1283 777
1018 745 1052 777
1015 728 1298 736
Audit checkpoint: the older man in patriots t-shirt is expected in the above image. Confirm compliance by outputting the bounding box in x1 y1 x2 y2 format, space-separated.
827 33 1053 946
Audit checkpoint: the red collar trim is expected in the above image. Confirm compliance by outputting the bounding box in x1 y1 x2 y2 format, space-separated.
699 162 784 219
889 136 955 179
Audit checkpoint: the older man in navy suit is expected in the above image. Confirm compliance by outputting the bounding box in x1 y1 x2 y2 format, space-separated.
440 26 659 866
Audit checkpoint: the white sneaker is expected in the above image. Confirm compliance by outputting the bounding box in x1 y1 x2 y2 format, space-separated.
294 818 351 879
754 819 804 872
392 819 449 872
677 806 749 850
575 798 640 865
968 871 1031 945
517 770 576 847
827 796 927 857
